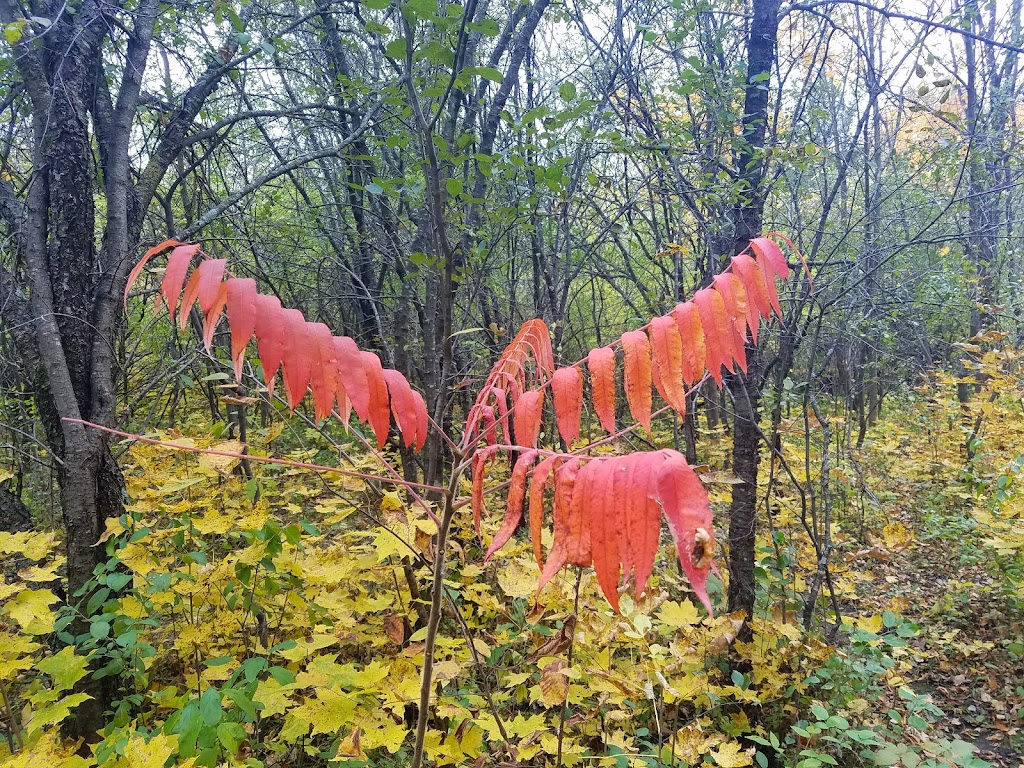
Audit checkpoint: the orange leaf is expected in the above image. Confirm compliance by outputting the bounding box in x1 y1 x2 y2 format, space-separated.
750 236 790 280
713 272 751 347
200 281 228 352
333 337 370 426
411 390 428 452
587 347 616 434
540 458 581 588
513 389 545 448
730 253 775 322
550 367 583 446
307 323 339 421
648 315 687 414
179 258 226 330
672 302 706 386
583 456 623 611
692 288 736 383
621 330 653 432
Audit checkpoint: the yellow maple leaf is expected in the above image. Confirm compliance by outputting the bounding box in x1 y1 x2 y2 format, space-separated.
710 740 754 767
36 647 90 692
292 688 357 735
121 732 193 768
658 599 701 629
5 588 58 634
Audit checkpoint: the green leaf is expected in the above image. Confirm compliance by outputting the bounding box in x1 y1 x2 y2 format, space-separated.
3 22 23 44
365 20 390 34
217 722 246 753
365 182 384 195
559 81 577 101
224 689 258 721
90 620 111 640
200 687 222 727
363 0 391 7
464 66 504 84
385 38 407 58
445 178 463 196
105 572 132 591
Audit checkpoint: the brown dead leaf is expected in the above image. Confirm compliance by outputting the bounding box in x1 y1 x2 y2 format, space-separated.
384 613 405 646
527 615 576 663
539 660 568 707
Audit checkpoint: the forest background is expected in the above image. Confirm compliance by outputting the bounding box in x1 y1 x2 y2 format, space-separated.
0 0 1022 766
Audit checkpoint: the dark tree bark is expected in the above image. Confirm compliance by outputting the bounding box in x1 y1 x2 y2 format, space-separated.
724 0 782 627
0 0 249 736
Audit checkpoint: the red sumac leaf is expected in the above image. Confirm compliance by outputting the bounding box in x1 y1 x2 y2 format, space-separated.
253 294 284 395
513 389 545 449
382 369 419 449
621 330 653 432
692 288 736 383
649 315 687 415
124 239 179 309
360 351 391 449
333 337 370 426
200 281 228 352
159 243 200 322
551 367 583 446
750 236 790 280
485 449 540 560
280 309 312 410
529 455 560 567
587 347 617 434
225 277 257 382
672 302 706 386
472 445 502 536
656 451 715 614
179 258 226 330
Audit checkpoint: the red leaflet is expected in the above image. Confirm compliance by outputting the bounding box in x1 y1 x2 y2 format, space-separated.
471 445 501 536
253 294 284 395
672 302 706 386
382 368 418 449
201 282 228 352
179 259 226 330
587 347 617 434
529 455 560 567
692 288 735 383
225 278 257 382
730 253 775 323
621 330 653 432
479 405 498 446
513 389 545 449
490 387 511 445
648 315 687 415
159 243 200 321
333 337 370 425
124 239 179 309
307 323 339 421
485 450 540 560
583 456 622 611
360 351 392 449
713 272 751 347
540 458 581 588
656 451 715 613
411 390 429 452
280 309 312 410
750 236 790 280
550 367 583 446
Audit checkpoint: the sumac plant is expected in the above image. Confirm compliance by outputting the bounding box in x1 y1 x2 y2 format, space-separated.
105 234 794 767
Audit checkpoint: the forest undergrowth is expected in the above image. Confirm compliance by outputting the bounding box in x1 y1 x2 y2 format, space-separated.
0 342 1022 768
